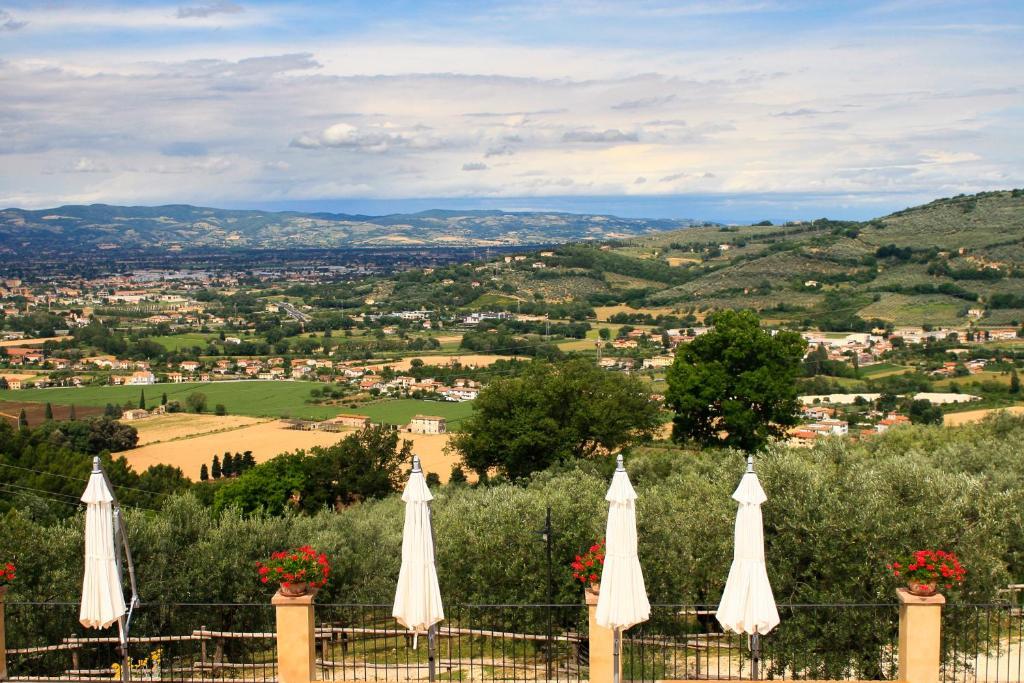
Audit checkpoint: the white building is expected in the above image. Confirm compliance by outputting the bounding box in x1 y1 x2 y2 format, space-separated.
408 415 447 434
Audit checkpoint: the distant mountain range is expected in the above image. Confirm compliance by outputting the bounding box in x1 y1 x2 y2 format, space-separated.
0 204 705 255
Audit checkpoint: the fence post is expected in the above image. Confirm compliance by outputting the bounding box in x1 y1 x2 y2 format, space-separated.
273 589 317 683
897 588 944 683
586 588 619 683
0 585 7 681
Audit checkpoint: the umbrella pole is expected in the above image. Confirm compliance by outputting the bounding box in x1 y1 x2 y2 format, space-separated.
427 624 436 683
117 615 130 683
751 632 760 680
613 628 620 683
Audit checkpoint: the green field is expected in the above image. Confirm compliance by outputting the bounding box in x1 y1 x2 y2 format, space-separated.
149 333 218 351
0 380 343 420
860 362 913 377
359 398 475 428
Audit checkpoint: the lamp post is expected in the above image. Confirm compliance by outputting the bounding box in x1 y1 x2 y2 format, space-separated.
536 507 554 679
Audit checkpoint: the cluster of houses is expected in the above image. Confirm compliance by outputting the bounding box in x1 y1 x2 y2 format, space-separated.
1 346 484 403
355 374 481 402
788 404 914 447
285 413 448 434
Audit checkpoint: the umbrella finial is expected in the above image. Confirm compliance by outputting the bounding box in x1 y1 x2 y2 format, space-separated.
746 454 754 474
92 456 102 473
412 455 422 473
616 453 625 472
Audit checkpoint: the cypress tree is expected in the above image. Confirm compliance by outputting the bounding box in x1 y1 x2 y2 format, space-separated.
199 464 209 481
161 392 168 406
222 452 234 477
211 455 221 479
69 404 77 421
139 389 146 409
18 408 28 429
242 450 256 470
1011 368 1021 394
44 402 53 420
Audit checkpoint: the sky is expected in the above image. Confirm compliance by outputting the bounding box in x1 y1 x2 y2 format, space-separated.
0 0 1021 223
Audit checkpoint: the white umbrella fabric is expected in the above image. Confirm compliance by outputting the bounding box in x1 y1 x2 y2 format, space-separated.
716 455 779 678
392 455 444 679
80 459 126 630
596 454 650 683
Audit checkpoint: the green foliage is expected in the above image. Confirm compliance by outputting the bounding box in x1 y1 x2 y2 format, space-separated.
214 425 411 514
2 417 1021 622
451 359 663 479
186 392 208 413
666 310 806 452
907 399 943 425
29 416 139 453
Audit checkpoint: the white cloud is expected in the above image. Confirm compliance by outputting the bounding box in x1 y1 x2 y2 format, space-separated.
177 2 245 20
562 129 638 143
0 9 27 31
0 6 1020 211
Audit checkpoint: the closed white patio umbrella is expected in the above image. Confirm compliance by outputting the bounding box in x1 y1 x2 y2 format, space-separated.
716 455 779 679
392 455 444 681
80 457 138 683
597 454 650 683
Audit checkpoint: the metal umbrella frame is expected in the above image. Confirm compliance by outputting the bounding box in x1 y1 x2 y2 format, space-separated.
82 457 140 683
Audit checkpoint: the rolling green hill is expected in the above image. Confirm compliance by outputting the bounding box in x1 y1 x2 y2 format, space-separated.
496 189 1024 329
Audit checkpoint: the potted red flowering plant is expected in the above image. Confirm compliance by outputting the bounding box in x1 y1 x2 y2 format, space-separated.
571 540 605 594
0 560 14 596
257 546 330 597
889 550 966 596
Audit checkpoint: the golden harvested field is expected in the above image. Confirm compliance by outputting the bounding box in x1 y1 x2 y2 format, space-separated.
944 406 1024 427
130 413 267 445
369 354 523 372
0 336 72 347
594 305 682 321
0 372 42 381
118 420 460 482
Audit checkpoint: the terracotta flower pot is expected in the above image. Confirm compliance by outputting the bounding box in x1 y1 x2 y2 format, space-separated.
279 581 309 597
907 580 938 597
586 582 600 596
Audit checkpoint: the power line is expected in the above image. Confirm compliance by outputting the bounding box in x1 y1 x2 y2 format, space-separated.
0 480 160 514
0 462 174 500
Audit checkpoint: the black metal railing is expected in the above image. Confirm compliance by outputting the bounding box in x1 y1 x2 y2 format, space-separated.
314 603 589 682
11 600 1024 683
5 602 277 682
624 604 899 681
942 603 1024 683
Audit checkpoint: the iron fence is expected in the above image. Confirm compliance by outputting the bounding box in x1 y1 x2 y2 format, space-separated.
942 603 1024 683
10 600 1024 683
5 602 277 683
314 603 589 682
624 604 899 681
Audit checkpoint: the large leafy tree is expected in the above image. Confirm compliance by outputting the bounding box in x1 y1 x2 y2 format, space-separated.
451 358 663 479
666 309 806 452
214 424 410 514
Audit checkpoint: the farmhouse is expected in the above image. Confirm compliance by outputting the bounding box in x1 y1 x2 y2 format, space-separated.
121 409 150 421
408 415 447 434
332 414 371 429
128 371 156 385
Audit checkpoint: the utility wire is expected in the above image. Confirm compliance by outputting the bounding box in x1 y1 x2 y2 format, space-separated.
0 462 174 500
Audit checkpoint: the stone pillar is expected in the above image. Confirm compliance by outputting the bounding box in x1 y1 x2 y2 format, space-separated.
272 589 317 683
0 585 8 681
586 587 620 683
897 588 944 683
